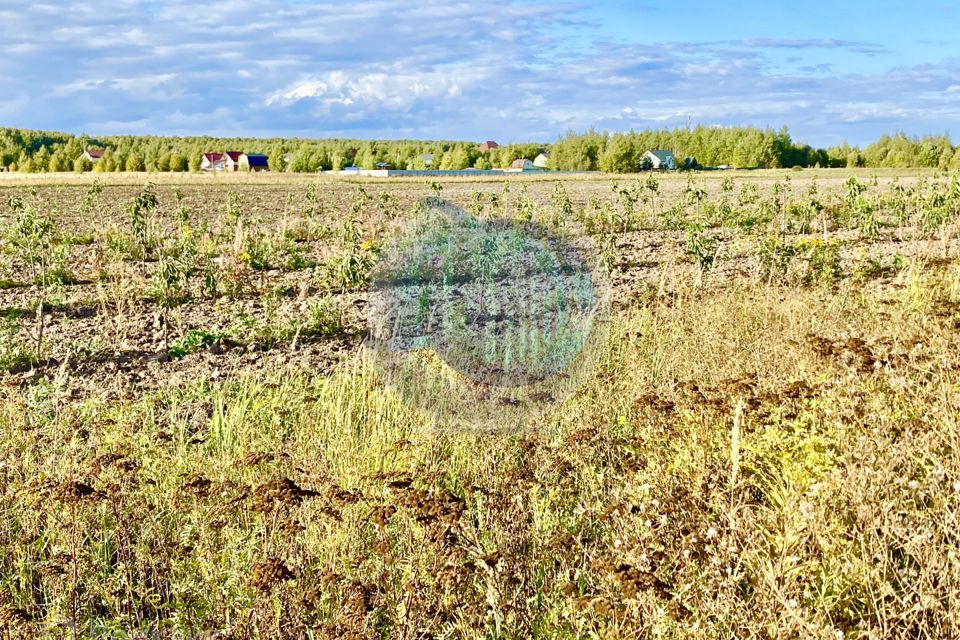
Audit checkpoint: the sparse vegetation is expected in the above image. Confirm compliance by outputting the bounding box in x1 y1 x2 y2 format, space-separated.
0 170 958 638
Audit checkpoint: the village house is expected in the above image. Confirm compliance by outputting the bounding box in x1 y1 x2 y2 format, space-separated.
201 153 225 171
79 149 103 163
509 158 536 171
223 151 243 171
241 153 269 172
202 151 269 171
642 149 677 170
478 140 499 153
533 152 549 168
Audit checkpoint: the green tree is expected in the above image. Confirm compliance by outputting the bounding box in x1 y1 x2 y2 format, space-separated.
600 134 640 173
168 153 187 172
74 156 93 173
16 150 32 173
125 153 145 172
33 146 50 172
447 146 470 169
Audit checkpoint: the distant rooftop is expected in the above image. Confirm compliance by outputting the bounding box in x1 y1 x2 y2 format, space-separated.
243 153 268 167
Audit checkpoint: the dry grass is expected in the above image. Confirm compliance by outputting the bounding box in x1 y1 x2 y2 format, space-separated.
0 171 958 638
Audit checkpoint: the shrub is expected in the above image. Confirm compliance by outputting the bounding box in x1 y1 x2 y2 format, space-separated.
685 223 721 272
756 235 797 283
796 239 842 286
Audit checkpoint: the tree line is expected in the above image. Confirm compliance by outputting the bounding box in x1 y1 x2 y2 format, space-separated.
0 129 545 174
550 127 960 171
0 126 956 173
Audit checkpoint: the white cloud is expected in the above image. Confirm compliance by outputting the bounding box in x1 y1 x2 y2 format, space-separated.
266 68 479 113
0 0 957 145
522 94 545 109
123 28 149 45
266 80 329 105
52 74 179 100
737 38 887 54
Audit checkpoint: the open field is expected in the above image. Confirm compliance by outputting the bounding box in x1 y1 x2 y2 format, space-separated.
1 169 959 638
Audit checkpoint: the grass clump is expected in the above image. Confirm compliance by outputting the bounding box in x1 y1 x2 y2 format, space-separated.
169 329 224 358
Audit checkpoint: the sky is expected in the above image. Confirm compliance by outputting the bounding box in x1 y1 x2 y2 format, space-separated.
0 0 958 147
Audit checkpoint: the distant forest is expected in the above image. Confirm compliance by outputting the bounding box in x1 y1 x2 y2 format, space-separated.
0 126 957 173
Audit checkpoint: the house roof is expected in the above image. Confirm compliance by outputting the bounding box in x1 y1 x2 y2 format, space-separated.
479 140 499 150
225 151 242 162
510 158 531 168
243 154 269 167
202 153 224 163
646 149 675 161
85 148 104 159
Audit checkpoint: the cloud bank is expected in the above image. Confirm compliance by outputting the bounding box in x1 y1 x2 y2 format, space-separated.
1 1 958 145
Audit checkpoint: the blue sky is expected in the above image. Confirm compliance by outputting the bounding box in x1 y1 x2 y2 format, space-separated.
1 0 958 146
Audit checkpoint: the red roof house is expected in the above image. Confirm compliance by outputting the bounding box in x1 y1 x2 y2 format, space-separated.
223 152 243 171
202 151 267 171
201 152 225 171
